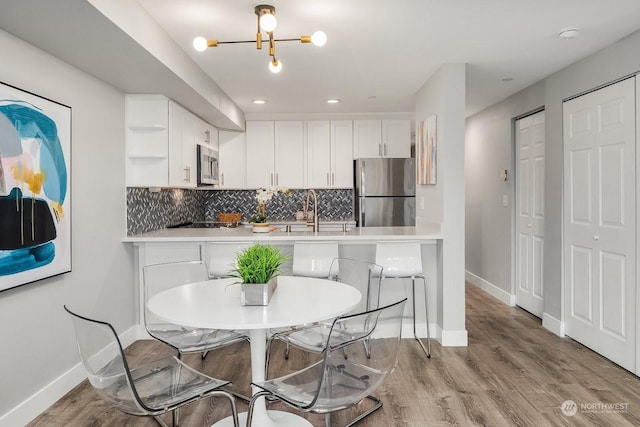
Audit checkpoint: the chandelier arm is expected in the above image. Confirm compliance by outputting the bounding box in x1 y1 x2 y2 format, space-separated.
273 38 304 42
215 40 257 45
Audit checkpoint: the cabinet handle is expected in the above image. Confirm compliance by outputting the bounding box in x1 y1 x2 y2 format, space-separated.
332 173 335 185
384 144 387 156
270 173 274 186
221 172 224 185
204 129 210 143
327 173 330 185
379 144 382 156
184 166 190 182
276 173 279 185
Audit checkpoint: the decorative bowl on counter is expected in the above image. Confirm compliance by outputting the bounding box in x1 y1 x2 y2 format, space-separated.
217 212 242 223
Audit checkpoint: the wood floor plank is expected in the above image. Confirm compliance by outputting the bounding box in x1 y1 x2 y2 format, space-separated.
29 283 640 426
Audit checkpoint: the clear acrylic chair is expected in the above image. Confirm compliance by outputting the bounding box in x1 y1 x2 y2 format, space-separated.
292 241 339 278
64 305 239 427
249 298 407 427
205 241 253 278
266 258 384 375
143 260 250 402
375 240 431 357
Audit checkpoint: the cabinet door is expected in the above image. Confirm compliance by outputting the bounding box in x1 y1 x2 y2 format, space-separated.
181 112 197 187
353 120 382 158
275 121 305 188
307 121 331 188
382 119 411 158
219 130 246 189
331 120 354 188
194 117 217 149
168 102 197 187
246 121 275 188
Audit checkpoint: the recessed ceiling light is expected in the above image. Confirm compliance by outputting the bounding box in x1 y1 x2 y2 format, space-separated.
368 96 377 100
558 28 579 39
252 99 267 104
501 77 514 82
326 99 340 104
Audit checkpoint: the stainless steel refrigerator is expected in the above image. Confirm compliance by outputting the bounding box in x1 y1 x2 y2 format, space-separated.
354 158 416 227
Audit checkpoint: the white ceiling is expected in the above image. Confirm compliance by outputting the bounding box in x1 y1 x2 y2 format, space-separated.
137 0 640 116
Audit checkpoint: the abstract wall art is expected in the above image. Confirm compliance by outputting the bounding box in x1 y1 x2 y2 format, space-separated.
417 114 437 185
0 82 71 292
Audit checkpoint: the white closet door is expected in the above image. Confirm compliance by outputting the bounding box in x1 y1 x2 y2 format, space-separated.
515 111 545 317
563 77 636 372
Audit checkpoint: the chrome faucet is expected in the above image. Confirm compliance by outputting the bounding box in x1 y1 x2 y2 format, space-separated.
305 189 319 232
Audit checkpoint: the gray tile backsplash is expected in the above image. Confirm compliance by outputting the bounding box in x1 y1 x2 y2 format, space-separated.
127 188 353 235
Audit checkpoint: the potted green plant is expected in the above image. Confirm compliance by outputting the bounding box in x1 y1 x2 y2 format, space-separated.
230 244 287 305
250 187 291 232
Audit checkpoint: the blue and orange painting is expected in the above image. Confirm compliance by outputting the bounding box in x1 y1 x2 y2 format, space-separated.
0 83 70 292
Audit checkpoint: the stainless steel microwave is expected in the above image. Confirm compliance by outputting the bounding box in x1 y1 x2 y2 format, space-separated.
197 144 219 185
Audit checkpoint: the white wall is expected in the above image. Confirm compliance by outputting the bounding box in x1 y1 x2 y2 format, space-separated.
465 82 545 300
0 30 135 425
415 63 468 346
465 30 640 326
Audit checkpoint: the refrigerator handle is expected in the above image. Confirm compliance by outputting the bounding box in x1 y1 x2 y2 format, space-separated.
360 198 366 227
359 161 365 196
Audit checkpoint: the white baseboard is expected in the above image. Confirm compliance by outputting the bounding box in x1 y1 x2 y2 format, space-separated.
465 270 515 306
0 324 146 427
542 312 565 337
433 324 468 346
441 329 468 347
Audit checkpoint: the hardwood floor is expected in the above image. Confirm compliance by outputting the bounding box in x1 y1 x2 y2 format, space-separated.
30 283 640 426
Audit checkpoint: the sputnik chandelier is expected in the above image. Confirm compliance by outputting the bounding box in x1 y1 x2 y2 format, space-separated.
193 4 327 74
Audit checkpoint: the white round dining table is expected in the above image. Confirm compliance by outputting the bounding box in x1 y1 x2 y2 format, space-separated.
147 275 362 427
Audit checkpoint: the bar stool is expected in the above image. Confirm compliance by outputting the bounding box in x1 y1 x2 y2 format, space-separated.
205 241 253 278
375 240 431 357
292 241 339 278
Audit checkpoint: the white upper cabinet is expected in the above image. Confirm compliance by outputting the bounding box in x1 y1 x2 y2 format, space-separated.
246 121 305 189
331 121 354 187
246 121 276 188
382 119 411 158
307 120 353 188
194 116 218 149
125 95 169 187
274 121 305 188
353 119 411 158
218 130 246 189
125 94 216 188
353 120 382 158
168 101 197 188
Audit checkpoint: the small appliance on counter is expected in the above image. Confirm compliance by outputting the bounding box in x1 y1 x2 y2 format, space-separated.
354 158 416 227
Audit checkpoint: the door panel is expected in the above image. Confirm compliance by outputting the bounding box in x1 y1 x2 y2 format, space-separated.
515 110 545 317
563 77 636 372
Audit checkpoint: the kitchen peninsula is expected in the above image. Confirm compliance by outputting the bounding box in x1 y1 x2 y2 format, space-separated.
123 222 452 344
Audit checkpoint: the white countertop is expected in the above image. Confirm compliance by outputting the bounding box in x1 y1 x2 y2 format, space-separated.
123 223 442 243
